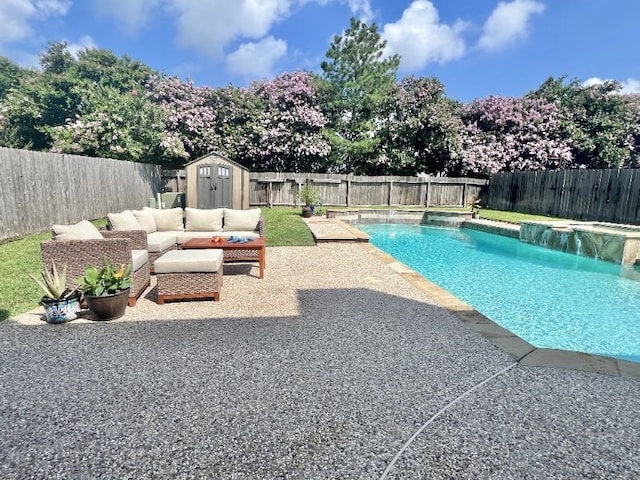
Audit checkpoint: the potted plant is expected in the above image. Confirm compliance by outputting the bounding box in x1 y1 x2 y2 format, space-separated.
77 260 132 321
29 262 81 324
469 194 482 219
299 185 319 218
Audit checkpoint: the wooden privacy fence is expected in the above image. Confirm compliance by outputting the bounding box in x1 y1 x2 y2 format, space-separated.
488 169 640 224
0 147 162 241
248 172 487 208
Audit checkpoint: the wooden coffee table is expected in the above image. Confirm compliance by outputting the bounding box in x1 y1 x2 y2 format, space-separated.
181 237 266 279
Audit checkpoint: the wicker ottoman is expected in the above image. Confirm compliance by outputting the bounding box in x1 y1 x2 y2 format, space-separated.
154 249 223 304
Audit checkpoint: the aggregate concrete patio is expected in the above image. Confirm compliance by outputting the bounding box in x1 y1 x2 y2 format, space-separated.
2 244 640 479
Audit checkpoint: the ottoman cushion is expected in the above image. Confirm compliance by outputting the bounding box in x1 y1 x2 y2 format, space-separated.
154 249 223 274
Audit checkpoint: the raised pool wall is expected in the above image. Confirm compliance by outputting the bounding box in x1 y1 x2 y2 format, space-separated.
327 209 640 266
327 209 472 227
520 221 640 265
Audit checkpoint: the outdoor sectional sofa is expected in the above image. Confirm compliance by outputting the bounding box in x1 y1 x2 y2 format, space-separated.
106 207 265 265
41 220 151 307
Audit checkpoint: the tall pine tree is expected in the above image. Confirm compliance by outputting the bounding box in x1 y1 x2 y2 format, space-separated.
320 18 400 174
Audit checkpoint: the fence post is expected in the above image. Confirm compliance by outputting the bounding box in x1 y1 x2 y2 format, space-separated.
425 177 431 207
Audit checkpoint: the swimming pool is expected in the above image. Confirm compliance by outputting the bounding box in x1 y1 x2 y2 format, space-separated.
360 223 640 363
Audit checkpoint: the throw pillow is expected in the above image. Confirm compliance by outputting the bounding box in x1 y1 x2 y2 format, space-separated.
52 220 104 240
223 208 261 231
150 207 184 231
185 208 224 232
108 210 143 231
132 208 157 233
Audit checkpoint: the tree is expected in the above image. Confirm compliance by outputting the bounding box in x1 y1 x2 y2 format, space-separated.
0 43 166 160
0 56 30 100
320 18 400 174
527 76 636 169
148 76 265 165
384 76 462 175
453 96 573 176
247 71 330 172
49 86 169 164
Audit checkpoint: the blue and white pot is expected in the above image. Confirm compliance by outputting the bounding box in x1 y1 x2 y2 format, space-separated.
41 292 81 324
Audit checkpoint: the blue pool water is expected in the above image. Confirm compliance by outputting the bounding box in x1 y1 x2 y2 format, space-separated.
361 224 640 363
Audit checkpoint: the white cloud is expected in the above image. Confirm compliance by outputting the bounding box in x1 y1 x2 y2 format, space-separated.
582 77 605 88
382 0 467 71
346 0 373 22
0 0 71 44
92 0 162 32
66 35 98 58
478 0 544 51
225 36 287 78
169 0 292 58
583 77 640 94
621 78 640 94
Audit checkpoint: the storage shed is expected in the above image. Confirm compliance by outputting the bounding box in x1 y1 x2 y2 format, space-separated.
184 152 250 209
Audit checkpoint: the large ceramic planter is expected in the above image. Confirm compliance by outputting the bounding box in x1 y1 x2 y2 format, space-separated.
41 292 81 324
85 289 130 321
301 207 313 218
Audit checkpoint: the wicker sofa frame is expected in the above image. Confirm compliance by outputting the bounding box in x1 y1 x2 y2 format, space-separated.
114 215 266 267
41 230 151 307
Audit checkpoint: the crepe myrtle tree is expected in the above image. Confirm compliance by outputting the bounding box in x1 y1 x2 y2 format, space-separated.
383 76 463 175
49 85 170 164
148 75 264 166
528 76 639 169
247 71 330 172
451 95 573 176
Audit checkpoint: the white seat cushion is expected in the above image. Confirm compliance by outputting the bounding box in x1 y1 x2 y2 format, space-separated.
131 249 149 271
147 231 181 252
154 249 223 273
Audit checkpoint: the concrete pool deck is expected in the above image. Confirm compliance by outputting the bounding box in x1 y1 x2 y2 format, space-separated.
2 243 639 478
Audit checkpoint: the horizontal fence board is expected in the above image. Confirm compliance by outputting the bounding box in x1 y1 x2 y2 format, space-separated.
487 169 640 225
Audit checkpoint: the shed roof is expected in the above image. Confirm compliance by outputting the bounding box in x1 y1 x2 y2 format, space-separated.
184 151 249 172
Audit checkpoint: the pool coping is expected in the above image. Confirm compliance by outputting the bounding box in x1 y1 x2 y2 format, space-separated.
359 241 640 382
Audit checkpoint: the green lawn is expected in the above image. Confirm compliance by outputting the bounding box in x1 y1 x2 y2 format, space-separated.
0 206 559 320
264 207 315 246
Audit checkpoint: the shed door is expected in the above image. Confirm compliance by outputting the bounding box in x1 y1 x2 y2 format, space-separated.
197 163 233 208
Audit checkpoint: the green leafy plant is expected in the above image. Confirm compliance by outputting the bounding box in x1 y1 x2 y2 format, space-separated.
76 260 132 296
299 185 319 206
29 262 77 300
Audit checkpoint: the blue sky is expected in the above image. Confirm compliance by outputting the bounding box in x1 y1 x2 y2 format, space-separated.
1 0 639 101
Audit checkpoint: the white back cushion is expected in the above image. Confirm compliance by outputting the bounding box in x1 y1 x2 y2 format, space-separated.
132 208 157 233
151 207 184 231
52 220 104 240
223 208 261 231
185 208 224 232
108 210 142 231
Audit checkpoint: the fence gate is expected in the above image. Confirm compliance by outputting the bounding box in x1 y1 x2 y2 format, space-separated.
197 163 233 208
